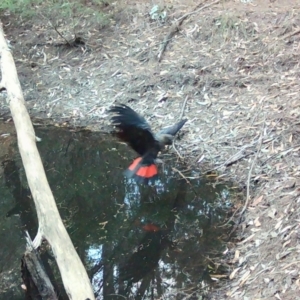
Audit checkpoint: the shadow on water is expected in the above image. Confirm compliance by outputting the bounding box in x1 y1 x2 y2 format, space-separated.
0 126 235 300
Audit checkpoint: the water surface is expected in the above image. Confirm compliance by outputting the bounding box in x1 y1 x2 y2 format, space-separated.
0 126 234 299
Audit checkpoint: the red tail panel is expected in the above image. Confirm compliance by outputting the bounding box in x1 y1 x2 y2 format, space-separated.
135 164 158 179
125 157 158 184
128 157 142 171
142 224 160 232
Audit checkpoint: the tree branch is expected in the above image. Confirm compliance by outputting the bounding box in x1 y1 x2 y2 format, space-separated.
0 20 95 300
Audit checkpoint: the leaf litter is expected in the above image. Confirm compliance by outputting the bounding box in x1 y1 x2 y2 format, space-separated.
1 0 300 298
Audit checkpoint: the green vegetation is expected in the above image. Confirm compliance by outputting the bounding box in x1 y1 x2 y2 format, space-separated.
0 0 111 35
213 13 257 41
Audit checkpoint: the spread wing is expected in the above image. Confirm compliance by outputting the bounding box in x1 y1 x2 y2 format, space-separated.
109 104 157 156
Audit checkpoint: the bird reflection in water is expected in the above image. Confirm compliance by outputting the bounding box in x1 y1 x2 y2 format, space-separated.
118 222 176 297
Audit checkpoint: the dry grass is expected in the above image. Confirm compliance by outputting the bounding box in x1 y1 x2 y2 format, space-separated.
2 0 300 298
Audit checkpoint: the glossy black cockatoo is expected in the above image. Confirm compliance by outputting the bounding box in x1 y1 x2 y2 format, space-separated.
109 104 187 184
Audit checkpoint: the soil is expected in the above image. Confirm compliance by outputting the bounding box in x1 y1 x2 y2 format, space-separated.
1 0 300 298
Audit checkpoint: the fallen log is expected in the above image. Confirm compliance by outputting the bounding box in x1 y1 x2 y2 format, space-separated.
21 232 57 300
0 20 95 300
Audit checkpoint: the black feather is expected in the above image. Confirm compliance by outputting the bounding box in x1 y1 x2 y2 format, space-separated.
109 104 158 156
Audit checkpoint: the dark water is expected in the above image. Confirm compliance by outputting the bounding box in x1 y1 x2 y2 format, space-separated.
0 127 234 300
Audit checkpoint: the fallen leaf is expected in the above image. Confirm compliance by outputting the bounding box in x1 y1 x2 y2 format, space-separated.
239 270 251 286
275 219 283 230
229 267 240 280
283 239 291 248
223 110 234 117
270 231 278 238
283 179 296 189
237 233 255 245
254 217 261 227
234 250 240 260
268 208 277 219
251 195 263 206
250 263 258 271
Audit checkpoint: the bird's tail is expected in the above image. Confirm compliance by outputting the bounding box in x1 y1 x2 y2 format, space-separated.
156 119 188 146
157 119 188 136
124 156 158 184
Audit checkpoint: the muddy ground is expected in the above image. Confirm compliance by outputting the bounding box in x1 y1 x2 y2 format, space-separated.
1 0 300 298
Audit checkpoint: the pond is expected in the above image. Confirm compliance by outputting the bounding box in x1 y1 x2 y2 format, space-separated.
0 125 235 300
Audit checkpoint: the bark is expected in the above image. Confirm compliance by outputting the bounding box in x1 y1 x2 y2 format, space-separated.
21 247 57 300
0 21 95 300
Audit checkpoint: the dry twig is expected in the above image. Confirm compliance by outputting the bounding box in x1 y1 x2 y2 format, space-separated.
172 95 189 158
157 0 221 62
281 28 300 40
240 133 263 216
172 167 198 196
179 95 188 120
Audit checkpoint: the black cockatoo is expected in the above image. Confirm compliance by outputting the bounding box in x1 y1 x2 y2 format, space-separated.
109 104 187 184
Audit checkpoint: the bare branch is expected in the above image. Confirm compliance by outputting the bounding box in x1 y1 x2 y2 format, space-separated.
0 20 95 300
